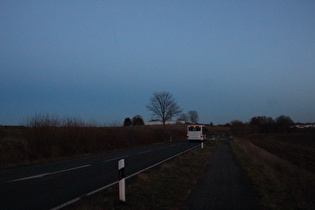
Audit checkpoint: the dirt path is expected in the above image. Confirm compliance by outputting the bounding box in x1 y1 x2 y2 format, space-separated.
184 138 260 209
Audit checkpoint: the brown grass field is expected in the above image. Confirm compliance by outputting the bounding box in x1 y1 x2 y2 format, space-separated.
0 124 227 169
231 130 315 209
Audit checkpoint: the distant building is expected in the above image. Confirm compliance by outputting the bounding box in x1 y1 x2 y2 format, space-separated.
145 120 185 125
295 123 315 128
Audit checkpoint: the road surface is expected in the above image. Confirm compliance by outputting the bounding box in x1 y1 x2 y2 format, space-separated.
184 138 260 209
0 141 200 210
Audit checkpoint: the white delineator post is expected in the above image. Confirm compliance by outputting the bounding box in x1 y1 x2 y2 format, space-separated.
201 142 204 149
118 159 126 202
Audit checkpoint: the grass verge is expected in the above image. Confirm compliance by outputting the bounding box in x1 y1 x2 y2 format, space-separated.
230 137 315 209
230 138 271 209
67 140 219 210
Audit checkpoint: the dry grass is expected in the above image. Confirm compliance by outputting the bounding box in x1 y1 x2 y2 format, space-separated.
0 125 186 168
0 124 226 169
231 134 315 209
248 133 315 172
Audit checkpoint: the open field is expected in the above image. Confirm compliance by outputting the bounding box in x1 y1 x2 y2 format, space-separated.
231 131 315 209
248 132 315 172
0 125 227 169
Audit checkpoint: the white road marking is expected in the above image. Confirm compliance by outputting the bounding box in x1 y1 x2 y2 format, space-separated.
8 173 50 182
8 164 91 183
103 155 128 163
157 146 168 150
137 150 152 155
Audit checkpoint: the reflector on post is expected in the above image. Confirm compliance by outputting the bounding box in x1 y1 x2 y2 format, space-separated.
118 159 126 202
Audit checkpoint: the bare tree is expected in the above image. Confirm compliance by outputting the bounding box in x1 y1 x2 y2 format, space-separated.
178 113 188 122
146 91 182 127
188 110 199 124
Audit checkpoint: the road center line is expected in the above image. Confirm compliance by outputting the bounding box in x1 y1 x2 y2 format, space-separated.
48 165 91 176
103 155 129 163
157 146 168 150
137 150 152 155
8 164 91 183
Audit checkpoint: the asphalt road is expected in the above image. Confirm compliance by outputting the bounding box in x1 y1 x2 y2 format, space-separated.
0 141 200 210
184 138 260 209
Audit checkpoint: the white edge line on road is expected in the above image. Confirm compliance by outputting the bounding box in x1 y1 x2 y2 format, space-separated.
8 164 91 183
103 155 129 163
50 143 201 210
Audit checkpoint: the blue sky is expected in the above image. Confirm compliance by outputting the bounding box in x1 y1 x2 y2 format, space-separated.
1 0 315 125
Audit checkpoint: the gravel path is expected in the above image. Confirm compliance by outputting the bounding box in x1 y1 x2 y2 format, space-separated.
184 138 260 210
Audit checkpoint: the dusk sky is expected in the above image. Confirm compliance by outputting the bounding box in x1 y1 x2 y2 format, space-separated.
1 1 315 126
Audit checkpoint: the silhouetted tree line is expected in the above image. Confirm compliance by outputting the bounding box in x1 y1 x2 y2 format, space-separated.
123 115 144 126
231 115 294 137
